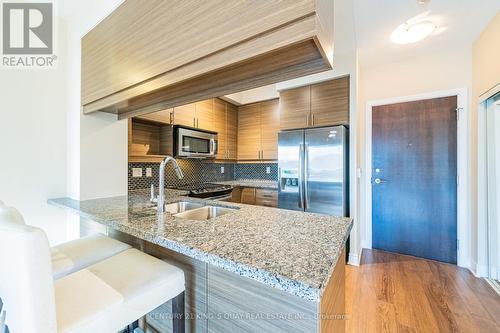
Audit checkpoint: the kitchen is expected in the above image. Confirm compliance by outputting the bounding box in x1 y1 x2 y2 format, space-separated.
0 1 499 333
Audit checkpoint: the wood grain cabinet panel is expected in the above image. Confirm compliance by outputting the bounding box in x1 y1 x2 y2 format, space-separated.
207 265 317 333
81 0 334 116
279 86 310 130
279 77 350 130
260 99 280 160
255 189 278 207
213 98 227 160
238 99 279 161
237 104 261 160
311 76 349 126
240 187 256 205
226 102 238 160
135 108 173 125
173 103 196 127
195 99 214 130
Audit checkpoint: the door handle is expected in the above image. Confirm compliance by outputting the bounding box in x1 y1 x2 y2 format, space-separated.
374 178 387 184
304 144 309 209
298 143 305 208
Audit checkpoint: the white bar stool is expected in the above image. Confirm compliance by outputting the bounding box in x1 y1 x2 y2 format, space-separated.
51 233 131 280
0 200 132 280
0 202 185 333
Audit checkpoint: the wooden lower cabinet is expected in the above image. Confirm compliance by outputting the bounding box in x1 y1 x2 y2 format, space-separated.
255 189 278 207
207 265 318 333
239 187 277 207
240 187 256 205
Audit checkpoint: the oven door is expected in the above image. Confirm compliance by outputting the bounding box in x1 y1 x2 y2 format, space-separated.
175 126 217 158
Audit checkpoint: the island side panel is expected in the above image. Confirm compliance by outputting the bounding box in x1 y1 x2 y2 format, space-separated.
107 229 208 333
319 247 346 333
207 265 318 333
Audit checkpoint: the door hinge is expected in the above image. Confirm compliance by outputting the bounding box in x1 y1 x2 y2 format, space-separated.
455 107 463 121
457 239 460 250
457 175 459 186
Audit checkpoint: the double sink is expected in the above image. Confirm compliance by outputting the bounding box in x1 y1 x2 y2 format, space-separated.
162 201 237 221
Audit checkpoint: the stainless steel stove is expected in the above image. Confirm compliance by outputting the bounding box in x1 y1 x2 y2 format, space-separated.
176 183 233 199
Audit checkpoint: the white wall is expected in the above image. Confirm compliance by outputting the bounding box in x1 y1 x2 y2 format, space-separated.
0 17 69 245
358 47 473 266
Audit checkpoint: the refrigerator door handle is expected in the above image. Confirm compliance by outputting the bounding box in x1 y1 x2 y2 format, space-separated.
304 143 309 210
298 143 304 209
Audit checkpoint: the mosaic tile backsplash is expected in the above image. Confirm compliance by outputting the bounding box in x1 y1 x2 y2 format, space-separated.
128 160 278 190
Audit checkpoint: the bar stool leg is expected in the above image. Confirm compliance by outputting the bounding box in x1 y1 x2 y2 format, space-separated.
172 291 185 333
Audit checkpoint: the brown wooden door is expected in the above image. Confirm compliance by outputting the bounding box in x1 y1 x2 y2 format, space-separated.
280 86 310 130
174 103 196 127
260 99 280 160
226 102 238 160
238 103 261 160
311 76 349 127
372 96 457 264
195 99 214 130
213 99 227 159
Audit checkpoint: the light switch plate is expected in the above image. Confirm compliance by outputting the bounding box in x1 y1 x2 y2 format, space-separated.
146 168 152 177
220 166 225 174
132 168 142 178
266 166 271 174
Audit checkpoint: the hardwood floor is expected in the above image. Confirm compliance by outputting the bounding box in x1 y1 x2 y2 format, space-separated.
346 249 500 333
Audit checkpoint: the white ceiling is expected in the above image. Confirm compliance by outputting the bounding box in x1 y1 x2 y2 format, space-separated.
353 0 500 68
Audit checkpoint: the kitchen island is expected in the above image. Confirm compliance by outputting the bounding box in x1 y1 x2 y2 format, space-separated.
49 189 352 333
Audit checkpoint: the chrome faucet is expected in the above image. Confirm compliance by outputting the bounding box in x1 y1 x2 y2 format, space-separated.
154 156 184 214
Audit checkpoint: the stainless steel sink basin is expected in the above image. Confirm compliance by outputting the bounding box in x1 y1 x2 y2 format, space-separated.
162 201 205 214
174 206 237 220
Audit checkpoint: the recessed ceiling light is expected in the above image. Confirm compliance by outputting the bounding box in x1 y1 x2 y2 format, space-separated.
391 20 437 44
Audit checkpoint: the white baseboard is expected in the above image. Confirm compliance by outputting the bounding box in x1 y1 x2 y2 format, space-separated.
348 248 363 266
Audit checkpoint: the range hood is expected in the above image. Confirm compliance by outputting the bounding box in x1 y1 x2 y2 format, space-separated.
81 0 334 119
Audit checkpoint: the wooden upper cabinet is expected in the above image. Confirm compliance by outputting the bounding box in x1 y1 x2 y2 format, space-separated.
226 102 238 160
173 103 196 127
213 99 227 160
195 99 214 130
279 77 350 130
260 99 280 160
279 86 310 130
237 104 261 160
237 99 279 161
311 76 349 126
213 98 238 160
135 108 172 124
81 0 334 117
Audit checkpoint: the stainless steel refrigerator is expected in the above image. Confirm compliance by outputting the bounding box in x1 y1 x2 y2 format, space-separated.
278 126 349 216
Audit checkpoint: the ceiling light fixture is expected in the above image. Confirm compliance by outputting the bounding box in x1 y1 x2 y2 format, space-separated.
391 20 437 44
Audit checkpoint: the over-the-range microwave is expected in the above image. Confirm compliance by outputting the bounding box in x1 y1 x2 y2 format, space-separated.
174 125 218 158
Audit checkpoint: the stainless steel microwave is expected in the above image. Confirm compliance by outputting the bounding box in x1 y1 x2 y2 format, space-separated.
173 126 218 158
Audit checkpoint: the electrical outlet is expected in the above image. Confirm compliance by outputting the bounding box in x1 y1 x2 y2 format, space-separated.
220 166 225 174
146 168 152 177
266 166 271 174
132 168 143 178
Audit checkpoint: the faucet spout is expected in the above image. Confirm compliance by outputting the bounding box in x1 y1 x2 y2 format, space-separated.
157 156 184 214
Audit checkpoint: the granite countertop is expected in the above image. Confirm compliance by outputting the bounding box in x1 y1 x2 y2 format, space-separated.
214 179 278 189
49 189 352 302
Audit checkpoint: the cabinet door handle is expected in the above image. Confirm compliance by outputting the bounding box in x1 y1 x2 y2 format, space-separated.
193 118 196 127
306 115 309 127
197 118 199 128
312 114 315 126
